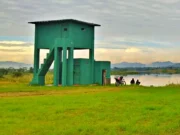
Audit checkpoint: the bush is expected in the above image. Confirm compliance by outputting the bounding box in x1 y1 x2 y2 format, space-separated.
12 72 23 77
0 68 8 75
29 67 34 73
0 73 4 78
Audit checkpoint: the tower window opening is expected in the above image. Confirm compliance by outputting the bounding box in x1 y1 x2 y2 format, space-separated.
81 28 85 31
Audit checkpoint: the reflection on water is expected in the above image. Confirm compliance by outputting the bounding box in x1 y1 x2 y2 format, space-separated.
111 74 180 86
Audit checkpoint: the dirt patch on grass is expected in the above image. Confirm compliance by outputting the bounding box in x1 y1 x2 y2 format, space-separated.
0 87 124 98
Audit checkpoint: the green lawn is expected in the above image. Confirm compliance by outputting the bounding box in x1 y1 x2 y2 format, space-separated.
0 84 180 135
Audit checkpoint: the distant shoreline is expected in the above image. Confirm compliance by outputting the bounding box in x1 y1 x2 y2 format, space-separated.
111 67 180 75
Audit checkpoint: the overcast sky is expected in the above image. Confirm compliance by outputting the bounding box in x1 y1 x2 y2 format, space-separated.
0 0 180 64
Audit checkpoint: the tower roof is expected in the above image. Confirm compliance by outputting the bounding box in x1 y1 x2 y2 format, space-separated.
28 19 101 26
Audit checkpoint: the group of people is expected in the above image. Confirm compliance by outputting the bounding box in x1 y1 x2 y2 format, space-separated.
130 78 140 85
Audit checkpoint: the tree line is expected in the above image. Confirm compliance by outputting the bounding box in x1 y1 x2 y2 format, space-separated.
111 67 180 75
0 67 33 78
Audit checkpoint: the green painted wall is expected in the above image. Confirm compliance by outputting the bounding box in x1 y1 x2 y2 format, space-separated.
94 61 111 85
72 59 92 85
36 23 64 49
35 22 94 49
70 23 94 49
80 59 91 85
68 59 110 85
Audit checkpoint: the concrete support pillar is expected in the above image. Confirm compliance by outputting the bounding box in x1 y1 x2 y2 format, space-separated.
54 47 60 86
62 47 67 86
89 49 94 84
34 48 40 74
59 48 62 85
38 76 45 86
67 47 74 86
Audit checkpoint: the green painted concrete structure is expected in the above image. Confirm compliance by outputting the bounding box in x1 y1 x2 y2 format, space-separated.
29 19 111 86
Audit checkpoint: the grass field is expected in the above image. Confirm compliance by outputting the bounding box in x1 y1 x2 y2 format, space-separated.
0 74 180 135
0 83 180 135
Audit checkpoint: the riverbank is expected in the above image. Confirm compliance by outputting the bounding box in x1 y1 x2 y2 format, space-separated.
1 72 180 87
111 67 180 75
111 74 180 87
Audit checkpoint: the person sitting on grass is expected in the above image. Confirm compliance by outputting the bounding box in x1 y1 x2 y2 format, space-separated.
130 78 135 85
136 79 141 85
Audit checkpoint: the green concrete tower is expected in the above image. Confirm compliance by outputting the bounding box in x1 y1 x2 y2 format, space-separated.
29 19 110 86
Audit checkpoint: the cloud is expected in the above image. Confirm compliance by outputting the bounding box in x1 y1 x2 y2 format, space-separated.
52 0 73 4
125 47 141 53
0 49 25 52
0 41 27 44
0 0 180 64
0 39 180 65
94 48 180 64
0 40 34 63
1 0 180 40
95 37 176 50
0 41 33 47
154 0 180 4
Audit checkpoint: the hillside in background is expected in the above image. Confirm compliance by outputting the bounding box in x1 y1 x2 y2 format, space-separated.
112 62 146 68
0 61 32 69
1 61 180 69
112 61 180 68
171 63 180 68
147 61 175 67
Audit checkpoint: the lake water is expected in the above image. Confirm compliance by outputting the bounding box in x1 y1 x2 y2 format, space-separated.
111 74 180 86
